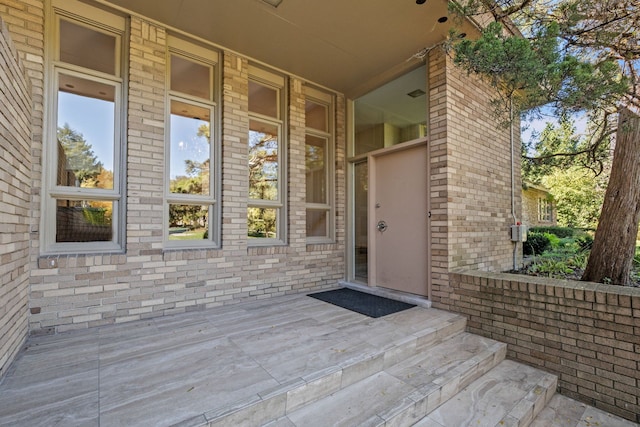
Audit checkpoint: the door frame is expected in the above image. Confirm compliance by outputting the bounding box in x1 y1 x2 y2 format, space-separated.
366 138 431 299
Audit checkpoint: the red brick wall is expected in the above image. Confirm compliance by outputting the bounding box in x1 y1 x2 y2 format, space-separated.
449 270 640 423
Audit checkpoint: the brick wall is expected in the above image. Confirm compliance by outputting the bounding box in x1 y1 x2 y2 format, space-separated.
449 270 640 423
0 3 345 334
428 48 522 307
0 14 32 376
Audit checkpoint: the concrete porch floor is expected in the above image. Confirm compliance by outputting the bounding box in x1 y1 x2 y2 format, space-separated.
0 291 636 427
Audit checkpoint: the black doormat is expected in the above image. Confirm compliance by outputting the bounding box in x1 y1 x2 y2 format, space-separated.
308 288 416 318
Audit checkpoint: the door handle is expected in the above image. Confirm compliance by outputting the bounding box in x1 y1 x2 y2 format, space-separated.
377 220 388 232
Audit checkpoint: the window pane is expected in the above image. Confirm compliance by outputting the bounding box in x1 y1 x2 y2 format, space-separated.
170 101 211 196
59 19 116 75
306 209 327 238
354 161 368 282
57 74 115 190
354 65 427 156
171 55 212 100
56 199 113 242
249 80 278 118
306 135 326 204
248 207 277 238
249 120 278 201
168 204 209 240
306 100 328 131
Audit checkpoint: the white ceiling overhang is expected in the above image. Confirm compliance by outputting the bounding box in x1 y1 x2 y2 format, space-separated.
99 0 477 97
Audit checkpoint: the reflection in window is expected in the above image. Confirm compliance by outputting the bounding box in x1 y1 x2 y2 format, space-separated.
305 100 328 132
306 209 327 237
169 101 211 196
57 74 115 189
168 204 209 240
248 80 278 118
59 19 117 75
56 199 113 242
249 120 279 201
304 88 334 242
306 135 326 204
170 54 211 100
248 207 277 238
165 45 218 247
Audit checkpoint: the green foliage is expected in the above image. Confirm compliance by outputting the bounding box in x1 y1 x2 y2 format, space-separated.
529 226 575 238
57 123 103 184
543 232 561 249
576 234 594 251
82 207 110 226
528 258 574 277
541 167 606 229
523 232 551 255
450 21 628 125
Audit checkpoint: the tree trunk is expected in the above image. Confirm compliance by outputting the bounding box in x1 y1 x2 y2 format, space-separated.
582 109 640 285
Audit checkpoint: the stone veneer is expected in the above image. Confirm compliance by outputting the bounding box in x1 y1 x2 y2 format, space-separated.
0 12 33 376
448 270 640 423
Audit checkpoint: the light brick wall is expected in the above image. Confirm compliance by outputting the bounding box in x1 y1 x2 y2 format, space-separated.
449 270 640 423
428 48 522 308
0 3 345 334
0 13 32 376
522 186 556 227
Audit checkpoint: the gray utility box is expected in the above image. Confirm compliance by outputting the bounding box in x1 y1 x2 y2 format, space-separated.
511 224 528 242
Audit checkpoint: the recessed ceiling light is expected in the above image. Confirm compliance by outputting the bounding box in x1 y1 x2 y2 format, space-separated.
416 0 427 4
407 89 426 98
262 0 283 7
437 16 448 23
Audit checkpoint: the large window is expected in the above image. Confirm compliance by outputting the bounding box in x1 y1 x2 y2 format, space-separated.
165 37 219 247
248 66 286 244
43 1 125 253
305 87 335 242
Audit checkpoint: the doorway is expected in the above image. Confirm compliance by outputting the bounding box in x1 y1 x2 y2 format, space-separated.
368 141 430 296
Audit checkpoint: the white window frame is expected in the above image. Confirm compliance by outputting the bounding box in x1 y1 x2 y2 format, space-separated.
164 36 220 249
248 66 287 246
41 1 126 255
304 86 335 244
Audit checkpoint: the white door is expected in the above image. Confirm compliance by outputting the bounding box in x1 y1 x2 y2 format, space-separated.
369 141 430 297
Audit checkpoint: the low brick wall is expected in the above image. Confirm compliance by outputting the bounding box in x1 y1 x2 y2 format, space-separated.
448 270 640 423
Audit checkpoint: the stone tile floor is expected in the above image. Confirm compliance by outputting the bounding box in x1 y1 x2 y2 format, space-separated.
0 292 637 426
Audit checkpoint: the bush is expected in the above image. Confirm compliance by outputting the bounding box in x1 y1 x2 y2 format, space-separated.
524 232 551 256
576 234 593 251
529 226 575 238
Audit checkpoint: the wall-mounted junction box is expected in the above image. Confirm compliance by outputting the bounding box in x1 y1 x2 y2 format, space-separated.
511 224 527 242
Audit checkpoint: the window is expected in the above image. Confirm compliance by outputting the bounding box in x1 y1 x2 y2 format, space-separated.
248 66 286 244
538 197 553 222
43 1 125 254
305 87 335 242
165 37 219 247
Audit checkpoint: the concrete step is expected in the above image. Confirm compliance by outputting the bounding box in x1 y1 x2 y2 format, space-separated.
267 332 507 427
415 359 557 427
531 394 640 427
205 312 468 426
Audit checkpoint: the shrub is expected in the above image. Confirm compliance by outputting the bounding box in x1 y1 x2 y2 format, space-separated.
524 232 551 256
576 234 593 251
529 226 575 238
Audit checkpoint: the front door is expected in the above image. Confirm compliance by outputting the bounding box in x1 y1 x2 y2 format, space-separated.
369 141 429 297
